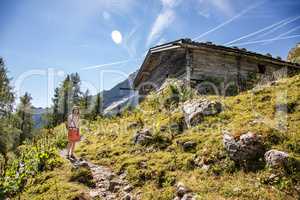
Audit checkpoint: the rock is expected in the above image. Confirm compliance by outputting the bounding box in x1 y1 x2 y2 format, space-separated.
181 193 196 200
176 182 191 197
182 141 197 152
177 187 187 197
108 180 121 192
132 128 153 145
223 131 265 164
123 185 133 193
107 173 115 180
182 99 222 127
173 182 196 200
201 164 210 171
295 185 300 193
265 173 280 184
122 193 132 200
269 173 278 180
78 161 89 168
265 150 289 167
138 161 147 168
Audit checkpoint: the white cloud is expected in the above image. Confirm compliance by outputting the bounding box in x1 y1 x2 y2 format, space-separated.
146 0 181 46
197 0 234 18
123 27 139 58
147 9 175 46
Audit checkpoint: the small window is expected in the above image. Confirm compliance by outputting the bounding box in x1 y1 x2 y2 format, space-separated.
258 64 266 74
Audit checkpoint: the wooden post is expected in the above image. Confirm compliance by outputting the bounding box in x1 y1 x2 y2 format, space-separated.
185 49 192 87
236 55 242 92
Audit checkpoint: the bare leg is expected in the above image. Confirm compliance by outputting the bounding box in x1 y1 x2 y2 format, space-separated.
71 142 76 156
67 142 72 156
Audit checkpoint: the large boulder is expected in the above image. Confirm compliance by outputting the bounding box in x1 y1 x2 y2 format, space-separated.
182 99 222 127
265 150 289 167
223 131 265 164
173 182 196 200
132 128 153 145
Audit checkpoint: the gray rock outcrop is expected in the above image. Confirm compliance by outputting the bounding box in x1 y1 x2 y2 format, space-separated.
223 131 265 163
265 150 289 167
182 99 222 127
173 182 195 200
132 128 153 145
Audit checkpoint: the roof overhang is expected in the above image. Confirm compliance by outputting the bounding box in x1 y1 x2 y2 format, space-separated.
133 40 183 88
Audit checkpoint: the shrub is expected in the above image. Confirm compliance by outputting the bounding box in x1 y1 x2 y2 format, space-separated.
70 166 95 188
161 84 180 110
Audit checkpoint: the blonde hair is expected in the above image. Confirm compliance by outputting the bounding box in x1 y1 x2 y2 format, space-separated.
72 106 80 114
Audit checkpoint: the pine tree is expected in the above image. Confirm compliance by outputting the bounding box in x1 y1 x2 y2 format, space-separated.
81 89 91 118
0 58 19 172
71 72 81 106
82 89 91 109
61 75 72 121
17 92 34 143
0 58 14 116
92 93 102 119
52 87 61 125
48 73 82 125
0 115 20 173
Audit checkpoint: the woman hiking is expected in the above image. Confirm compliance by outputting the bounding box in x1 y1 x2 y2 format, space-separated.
66 106 81 159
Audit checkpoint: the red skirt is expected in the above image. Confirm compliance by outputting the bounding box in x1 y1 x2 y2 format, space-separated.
68 128 80 142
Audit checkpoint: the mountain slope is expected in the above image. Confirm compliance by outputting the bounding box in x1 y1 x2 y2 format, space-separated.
100 71 137 110
75 74 300 199
15 74 300 200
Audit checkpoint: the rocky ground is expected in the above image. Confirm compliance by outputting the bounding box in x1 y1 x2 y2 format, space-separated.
60 150 134 200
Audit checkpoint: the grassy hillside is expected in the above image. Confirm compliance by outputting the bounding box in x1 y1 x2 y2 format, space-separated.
1 126 90 200
287 44 300 64
14 74 300 200
74 74 300 199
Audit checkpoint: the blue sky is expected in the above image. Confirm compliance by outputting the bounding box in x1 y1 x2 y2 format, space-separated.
0 0 300 107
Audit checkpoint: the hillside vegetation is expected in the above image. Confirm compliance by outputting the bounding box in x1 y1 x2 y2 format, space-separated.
14 74 300 200
287 43 300 64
